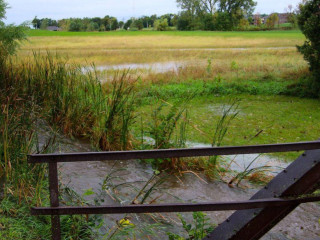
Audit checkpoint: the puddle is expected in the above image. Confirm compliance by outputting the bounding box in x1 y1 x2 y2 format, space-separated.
99 47 295 52
163 47 295 51
38 127 320 240
207 104 242 116
93 61 187 74
187 141 288 174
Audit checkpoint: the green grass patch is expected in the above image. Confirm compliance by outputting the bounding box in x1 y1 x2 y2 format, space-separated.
135 94 320 161
26 29 304 39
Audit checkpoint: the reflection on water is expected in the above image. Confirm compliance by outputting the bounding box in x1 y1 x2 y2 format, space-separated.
187 141 288 174
95 61 187 74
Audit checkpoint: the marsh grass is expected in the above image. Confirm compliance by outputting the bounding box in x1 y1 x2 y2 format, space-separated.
98 72 136 151
0 52 137 239
24 30 305 50
3 52 137 152
141 99 192 171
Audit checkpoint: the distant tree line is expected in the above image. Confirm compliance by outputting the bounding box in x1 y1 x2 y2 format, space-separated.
32 0 300 32
31 14 178 32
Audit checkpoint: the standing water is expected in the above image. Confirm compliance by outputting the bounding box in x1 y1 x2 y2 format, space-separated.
39 128 320 240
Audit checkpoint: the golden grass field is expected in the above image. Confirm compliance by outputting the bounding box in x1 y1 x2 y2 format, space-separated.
19 30 308 84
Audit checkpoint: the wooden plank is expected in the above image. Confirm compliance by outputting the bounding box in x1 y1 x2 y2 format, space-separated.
49 162 61 240
28 141 320 163
31 195 320 216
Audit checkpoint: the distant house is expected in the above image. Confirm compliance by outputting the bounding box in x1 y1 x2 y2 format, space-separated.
47 26 61 31
253 13 289 26
278 13 289 24
253 14 269 25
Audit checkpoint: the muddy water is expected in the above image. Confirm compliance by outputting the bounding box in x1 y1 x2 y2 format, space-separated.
187 141 288 174
95 61 187 74
44 131 319 240
99 47 295 52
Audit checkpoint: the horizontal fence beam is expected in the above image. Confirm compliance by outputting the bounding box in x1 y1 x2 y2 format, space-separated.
31 195 320 216
28 141 320 163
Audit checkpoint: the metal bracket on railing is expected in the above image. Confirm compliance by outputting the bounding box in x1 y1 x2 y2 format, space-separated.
207 149 320 240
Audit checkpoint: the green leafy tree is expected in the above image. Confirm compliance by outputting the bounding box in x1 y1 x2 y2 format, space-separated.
86 21 99 31
131 19 144 30
68 18 84 31
124 19 133 30
111 18 119 30
177 11 193 30
286 4 298 28
213 11 233 30
32 16 41 29
238 18 249 30
177 0 202 17
0 0 26 56
266 13 279 28
201 0 218 15
218 0 257 27
203 13 215 30
119 21 124 29
297 0 320 97
176 0 256 30
102 15 112 31
154 18 169 31
40 18 49 29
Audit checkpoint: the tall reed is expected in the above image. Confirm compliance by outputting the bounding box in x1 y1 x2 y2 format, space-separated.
0 52 137 201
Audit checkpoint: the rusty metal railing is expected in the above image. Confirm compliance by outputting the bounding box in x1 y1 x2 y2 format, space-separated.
28 140 320 240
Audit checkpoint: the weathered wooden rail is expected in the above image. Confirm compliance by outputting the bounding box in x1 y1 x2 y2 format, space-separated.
28 140 320 240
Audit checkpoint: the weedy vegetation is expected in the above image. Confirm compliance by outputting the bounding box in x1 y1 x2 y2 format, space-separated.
2 8 320 238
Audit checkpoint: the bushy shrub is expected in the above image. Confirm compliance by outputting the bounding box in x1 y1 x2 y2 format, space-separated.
154 18 169 31
266 13 279 28
297 0 320 97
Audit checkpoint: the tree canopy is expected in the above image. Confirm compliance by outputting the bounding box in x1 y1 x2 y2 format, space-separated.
0 0 26 56
176 0 257 30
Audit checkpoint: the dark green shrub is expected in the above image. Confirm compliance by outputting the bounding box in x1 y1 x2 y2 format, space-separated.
297 0 320 97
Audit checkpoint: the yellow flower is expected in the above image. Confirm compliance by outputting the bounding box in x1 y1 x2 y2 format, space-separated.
119 218 135 227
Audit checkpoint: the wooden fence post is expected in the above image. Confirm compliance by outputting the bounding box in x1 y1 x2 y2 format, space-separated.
49 162 61 240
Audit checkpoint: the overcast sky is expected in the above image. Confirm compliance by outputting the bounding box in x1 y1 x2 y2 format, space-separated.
4 0 302 25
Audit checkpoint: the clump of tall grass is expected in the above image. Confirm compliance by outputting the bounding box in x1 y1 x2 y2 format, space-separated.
98 72 136 151
1 51 138 203
140 99 190 170
2 52 137 152
0 54 47 203
0 52 116 239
